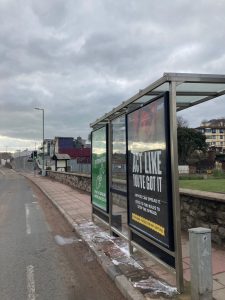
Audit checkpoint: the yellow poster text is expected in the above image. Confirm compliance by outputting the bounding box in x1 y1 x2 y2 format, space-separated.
132 213 165 236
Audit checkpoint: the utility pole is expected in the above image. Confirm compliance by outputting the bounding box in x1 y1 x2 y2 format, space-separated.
34 108 45 176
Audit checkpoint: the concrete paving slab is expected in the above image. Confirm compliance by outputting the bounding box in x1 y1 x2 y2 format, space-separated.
213 279 225 291
212 288 225 300
214 272 225 286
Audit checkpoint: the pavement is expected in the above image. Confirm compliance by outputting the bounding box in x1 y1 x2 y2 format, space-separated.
22 172 225 300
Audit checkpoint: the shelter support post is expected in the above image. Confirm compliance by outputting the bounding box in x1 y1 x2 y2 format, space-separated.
128 228 133 255
169 81 184 293
108 121 113 236
91 210 94 222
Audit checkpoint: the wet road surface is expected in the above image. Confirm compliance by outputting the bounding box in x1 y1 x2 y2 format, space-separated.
0 168 125 300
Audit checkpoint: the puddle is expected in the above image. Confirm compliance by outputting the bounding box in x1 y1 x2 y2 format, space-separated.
54 235 82 246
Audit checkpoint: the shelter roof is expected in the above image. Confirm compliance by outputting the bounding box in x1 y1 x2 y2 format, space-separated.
90 72 225 129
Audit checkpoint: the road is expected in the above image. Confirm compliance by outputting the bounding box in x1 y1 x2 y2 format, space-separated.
0 168 125 300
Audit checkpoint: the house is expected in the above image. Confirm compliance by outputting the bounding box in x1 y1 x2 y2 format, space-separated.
53 136 91 161
196 118 225 153
54 137 74 154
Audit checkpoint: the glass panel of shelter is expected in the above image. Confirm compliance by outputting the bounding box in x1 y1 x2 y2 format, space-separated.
132 81 225 112
176 82 225 93
111 115 128 237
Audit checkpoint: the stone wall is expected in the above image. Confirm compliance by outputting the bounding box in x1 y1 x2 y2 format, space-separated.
112 182 225 247
46 171 225 247
46 171 91 193
180 189 225 247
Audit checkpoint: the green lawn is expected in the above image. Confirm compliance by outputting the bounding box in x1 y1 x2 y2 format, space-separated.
179 179 225 193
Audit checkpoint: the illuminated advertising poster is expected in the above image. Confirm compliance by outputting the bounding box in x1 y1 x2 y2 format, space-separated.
92 126 108 212
127 95 174 249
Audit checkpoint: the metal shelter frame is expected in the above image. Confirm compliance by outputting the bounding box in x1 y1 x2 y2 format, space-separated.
90 73 225 293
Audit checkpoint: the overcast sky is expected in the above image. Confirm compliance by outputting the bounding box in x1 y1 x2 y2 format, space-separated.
1 0 225 152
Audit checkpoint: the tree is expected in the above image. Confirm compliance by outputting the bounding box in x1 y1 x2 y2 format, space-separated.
87 132 91 142
177 116 188 128
177 127 207 165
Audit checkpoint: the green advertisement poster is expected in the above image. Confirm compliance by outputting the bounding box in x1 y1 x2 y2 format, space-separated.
92 126 108 211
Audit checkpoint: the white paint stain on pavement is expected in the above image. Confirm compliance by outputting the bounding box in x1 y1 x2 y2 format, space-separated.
25 204 31 235
26 265 36 300
54 235 82 246
133 277 178 297
111 257 143 270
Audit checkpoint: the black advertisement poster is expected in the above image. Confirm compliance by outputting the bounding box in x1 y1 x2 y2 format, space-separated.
127 95 174 249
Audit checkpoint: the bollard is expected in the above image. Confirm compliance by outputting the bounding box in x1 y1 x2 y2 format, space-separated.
188 227 212 300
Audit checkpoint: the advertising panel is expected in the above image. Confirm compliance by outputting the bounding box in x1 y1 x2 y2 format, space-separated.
127 94 174 249
91 126 108 212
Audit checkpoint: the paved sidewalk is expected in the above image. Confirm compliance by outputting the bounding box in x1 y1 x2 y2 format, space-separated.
24 173 225 300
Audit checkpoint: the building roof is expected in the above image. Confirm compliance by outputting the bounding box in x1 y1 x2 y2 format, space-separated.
196 118 225 129
58 148 91 159
54 136 74 139
196 125 225 129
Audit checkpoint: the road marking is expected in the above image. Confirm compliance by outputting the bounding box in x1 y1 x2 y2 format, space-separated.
26 265 36 300
0 169 5 175
32 194 36 198
25 204 31 235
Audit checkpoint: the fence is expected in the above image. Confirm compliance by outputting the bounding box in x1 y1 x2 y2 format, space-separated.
69 159 91 174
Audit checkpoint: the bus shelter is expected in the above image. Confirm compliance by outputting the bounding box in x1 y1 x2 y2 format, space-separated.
90 73 225 292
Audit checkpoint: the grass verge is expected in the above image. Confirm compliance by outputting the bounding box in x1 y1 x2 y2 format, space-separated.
179 179 225 193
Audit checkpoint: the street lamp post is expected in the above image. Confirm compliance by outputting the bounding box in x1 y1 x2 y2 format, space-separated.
34 108 45 176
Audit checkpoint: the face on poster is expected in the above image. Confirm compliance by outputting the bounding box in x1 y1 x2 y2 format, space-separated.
127 96 173 249
92 126 108 211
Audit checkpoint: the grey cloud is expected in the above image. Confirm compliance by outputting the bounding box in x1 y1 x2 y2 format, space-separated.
31 0 67 27
1 0 225 147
